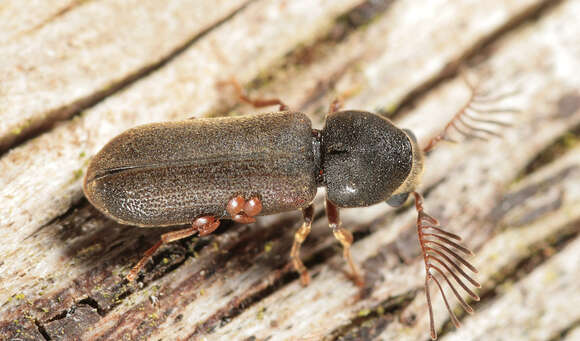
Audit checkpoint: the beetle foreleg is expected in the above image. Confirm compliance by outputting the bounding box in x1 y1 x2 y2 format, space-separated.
290 204 314 286
125 216 220 282
326 199 364 287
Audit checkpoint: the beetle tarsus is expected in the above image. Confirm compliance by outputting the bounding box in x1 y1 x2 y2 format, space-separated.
412 192 479 339
126 239 163 282
326 199 364 287
125 216 220 281
290 204 314 286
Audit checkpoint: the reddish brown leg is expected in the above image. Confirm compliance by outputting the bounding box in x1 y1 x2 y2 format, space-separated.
290 204 314 285
244 197 262 216
327 97 344 117
221 78 289 111
326 199 364 287
125 216 220 282
226 195 262 224
412 192 480 340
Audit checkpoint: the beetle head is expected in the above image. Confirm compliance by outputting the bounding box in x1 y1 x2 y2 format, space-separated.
321 110 424 208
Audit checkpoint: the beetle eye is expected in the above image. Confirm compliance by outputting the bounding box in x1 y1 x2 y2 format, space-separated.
386 192 410 207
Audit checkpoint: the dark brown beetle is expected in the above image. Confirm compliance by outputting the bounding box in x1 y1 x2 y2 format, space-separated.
84 80 511 339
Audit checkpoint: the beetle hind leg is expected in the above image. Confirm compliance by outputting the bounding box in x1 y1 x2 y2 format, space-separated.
125 216 220 282
290 204 314 286
227 195 263 224
326 199 364 287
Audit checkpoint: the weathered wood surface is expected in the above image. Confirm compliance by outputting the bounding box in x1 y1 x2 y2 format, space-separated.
1 0 579 340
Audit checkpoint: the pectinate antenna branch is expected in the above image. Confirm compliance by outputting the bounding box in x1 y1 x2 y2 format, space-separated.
423 76 519 153
412 192 479 340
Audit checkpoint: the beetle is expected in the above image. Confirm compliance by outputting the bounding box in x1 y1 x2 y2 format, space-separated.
84 79 510 339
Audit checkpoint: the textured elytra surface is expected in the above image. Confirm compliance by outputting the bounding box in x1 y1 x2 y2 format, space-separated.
84 112 316 226
1 1 579 341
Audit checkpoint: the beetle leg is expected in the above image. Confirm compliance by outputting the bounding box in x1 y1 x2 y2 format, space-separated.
243 196 263 217
232 214 256 224
325 199 364 287
290 203 314 286
125 216 220 282
226 195 245 216
227 195 262 224
221 77 289 111
194 216 221 236
327 98 344 117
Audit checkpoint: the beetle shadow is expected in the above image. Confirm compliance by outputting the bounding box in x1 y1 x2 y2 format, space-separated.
47 199 306 283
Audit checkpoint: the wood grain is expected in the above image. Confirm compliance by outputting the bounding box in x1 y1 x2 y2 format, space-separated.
1 0 578 340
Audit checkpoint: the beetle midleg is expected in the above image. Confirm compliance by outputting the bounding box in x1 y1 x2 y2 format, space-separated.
227 195 262 224
125 216 220 282
221 77 289 111
326 199 364 287
290 203 314 286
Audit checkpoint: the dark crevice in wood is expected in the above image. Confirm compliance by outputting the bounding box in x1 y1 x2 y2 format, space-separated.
259 0 396 77
34 319 51 341
333 0 398 41
186 216 382 337
388 0 564 121
291 0 399 116
438 220 580 338
229 0 397 117
16 0 94 40
328 290 418 341
0 0 254 156
488 166 579 226
24 197 87 240
189 269 297 338
85 220 297 339
46 307 70 323
39 303 102 340
519 121 580 178
77 297 104 317
188 244 337 336
548 318 580 341
243 0 562 123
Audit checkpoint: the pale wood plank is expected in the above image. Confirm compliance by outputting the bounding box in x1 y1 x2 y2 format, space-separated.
0 0 78 44
1 0 578 340
0 0 249 151
444 236 580 341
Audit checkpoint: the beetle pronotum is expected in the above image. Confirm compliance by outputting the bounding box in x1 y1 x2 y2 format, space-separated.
84 79 512 339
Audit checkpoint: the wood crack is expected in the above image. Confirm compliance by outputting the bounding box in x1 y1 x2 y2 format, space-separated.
329 291 418 341
389 0 565 120
0 0 255 155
